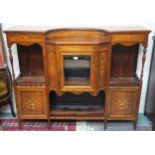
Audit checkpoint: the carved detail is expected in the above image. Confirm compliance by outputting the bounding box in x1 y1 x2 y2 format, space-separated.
56 91 65 96
17 42 43 47
89 91 99 96
140 48 147 80
8 47 15 79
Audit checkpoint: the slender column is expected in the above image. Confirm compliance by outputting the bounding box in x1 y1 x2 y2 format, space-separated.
134 46 147 129
140 48 147 80
8 47 15 79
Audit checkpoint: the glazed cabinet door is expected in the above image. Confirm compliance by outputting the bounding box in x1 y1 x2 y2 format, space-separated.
108 87 139 119
16 86 47 119
57 45 98 91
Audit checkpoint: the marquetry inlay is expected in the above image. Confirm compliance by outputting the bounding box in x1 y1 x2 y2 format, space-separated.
19 90 45 115
115 96 130 112
24 96 39 112
100 52 106 86
111 91 135 116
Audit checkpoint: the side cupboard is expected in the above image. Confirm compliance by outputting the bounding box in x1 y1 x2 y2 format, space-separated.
4 26 150 129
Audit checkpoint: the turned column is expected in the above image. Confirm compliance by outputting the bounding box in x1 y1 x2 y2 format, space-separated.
140 47 147 80
134 45 148 129
8 45 15 79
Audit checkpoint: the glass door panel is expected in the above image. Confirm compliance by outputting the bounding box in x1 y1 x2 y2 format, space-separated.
64 55 91 86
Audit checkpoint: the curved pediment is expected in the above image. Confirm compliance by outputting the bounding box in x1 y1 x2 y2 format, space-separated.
45 28 110 45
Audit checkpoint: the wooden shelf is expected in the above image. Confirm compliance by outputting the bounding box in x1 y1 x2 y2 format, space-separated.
50 109 104 116
49 91 105 118
110 77 140 86
16 76 45 85
50 115 105 120
65 80 89 86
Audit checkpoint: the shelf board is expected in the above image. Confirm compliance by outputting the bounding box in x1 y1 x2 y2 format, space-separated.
110 77 140 86
65 80 89 86
50 115 105 120
16 76 45 85
50 109 104 116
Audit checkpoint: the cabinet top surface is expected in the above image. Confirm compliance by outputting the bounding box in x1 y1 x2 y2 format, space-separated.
4 26 151 34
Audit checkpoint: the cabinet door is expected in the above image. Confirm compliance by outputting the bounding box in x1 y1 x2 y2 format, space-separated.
57 45 98 91
16 86 47 119
108 87 139 119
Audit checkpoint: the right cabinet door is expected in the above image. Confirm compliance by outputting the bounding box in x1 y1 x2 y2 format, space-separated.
108 87 139 119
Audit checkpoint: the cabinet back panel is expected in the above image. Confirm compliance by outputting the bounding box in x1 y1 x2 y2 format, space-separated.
49 92 105 107
17 44 44 76
111 44 139 77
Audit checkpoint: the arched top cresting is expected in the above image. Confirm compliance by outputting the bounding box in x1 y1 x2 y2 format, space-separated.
45 28 110 45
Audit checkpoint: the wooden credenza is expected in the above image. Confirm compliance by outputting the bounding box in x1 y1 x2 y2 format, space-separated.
4 26 150 129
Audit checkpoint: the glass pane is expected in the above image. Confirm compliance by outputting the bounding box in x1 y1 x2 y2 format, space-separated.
64 55 91 86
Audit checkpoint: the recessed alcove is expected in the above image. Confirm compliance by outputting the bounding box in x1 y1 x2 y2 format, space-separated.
110 43 140 86
49 91 105 116
16 44 45 85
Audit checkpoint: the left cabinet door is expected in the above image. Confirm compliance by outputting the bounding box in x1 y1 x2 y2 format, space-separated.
16 86 48 119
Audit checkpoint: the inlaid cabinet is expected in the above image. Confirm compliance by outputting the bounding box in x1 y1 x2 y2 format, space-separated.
108 87 139 119
16 86 47 119
4 26 150 129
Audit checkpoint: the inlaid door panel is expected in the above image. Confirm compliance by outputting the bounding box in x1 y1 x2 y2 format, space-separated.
16 86 47 119
108 87 139 119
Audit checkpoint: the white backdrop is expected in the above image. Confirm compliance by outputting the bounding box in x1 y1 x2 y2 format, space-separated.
1 0 155 154
0 0 155 114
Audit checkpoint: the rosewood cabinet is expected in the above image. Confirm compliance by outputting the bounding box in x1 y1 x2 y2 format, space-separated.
16 86 47 119
108 87 139 119
4 26 150 129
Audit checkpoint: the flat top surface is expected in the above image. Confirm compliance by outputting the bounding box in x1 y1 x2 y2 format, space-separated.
4 25 151 33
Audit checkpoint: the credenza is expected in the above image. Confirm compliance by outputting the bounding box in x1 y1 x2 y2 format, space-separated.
4 26 150 129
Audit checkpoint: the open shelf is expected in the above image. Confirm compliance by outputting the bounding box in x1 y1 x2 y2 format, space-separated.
110 76 140 86
110 44 140 86
17 44 44 77
49 91 105 116
16 76 45 85
16 44 45 85
111 44 139 77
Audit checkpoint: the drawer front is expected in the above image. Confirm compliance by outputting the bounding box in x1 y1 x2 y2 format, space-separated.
16 86 47 119
8 33 44 43
111 34 146 43
108 87 139 119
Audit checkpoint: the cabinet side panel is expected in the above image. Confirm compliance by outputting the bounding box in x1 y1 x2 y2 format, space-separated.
47 45 58 90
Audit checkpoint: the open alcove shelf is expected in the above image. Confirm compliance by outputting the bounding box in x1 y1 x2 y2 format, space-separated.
49 91 105 117
16 44 45 85
4 26 150 129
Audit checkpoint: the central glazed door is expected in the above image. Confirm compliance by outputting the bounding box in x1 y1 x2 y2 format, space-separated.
57 45 98 92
